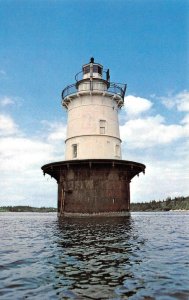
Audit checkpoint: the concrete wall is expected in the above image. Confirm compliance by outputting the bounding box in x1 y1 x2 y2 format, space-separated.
65 135 121 160
65 93 122 160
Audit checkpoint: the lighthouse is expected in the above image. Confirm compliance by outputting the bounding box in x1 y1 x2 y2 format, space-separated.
42 58 145 216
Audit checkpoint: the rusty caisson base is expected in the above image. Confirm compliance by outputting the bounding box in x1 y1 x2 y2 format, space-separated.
41 159 145 217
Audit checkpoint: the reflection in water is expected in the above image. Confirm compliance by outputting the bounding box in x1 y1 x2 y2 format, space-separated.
1 212 189 300
51 217 145 299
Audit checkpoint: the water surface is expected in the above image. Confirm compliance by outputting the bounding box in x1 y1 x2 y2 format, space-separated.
0 212 189 299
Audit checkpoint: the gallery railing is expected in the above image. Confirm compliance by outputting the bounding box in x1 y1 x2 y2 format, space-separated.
62 81 126 101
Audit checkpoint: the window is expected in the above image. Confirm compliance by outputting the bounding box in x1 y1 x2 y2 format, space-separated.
93 65 98 73
100 126 105 134
83 65 90 74
98 66 102 75
99 120 106 134
83 65 102 76
72 144 77 158
93 65 102 75
115 145 120 157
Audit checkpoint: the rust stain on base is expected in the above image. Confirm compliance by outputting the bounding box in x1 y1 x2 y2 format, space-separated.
58 211 131 217
42 159 145 217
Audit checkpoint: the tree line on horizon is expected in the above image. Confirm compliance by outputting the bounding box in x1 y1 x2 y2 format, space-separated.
0 206 57 212
0 196 188 212
130 196 189 211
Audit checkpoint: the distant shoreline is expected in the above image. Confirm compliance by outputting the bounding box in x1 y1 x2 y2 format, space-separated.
0 196 188 212
0 207 57 213
1 210 188 213
130 196 189 212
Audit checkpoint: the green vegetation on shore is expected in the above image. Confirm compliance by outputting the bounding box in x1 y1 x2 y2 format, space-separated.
130 196 189 211
0 206 57 212
0 196 188 212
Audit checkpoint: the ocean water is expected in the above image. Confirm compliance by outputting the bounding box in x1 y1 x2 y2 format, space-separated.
0 212 189 300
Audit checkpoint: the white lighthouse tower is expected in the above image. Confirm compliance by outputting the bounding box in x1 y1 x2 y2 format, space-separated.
42 58 145 217
63 57 125 161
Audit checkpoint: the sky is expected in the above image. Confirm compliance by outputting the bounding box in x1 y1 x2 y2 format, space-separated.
0 0 189 207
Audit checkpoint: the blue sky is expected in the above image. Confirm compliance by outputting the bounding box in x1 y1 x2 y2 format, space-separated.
0 0 188 207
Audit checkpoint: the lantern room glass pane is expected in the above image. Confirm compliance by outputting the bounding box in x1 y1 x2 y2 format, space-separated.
93 65 102 75
83 65 90 74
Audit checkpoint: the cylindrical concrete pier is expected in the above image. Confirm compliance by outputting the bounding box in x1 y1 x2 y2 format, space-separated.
42 159 145 217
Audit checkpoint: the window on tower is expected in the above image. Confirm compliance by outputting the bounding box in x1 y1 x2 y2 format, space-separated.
93 65 102 75
115 145 120 157
83 65 90 74
72 144 77 158
99 120 106 134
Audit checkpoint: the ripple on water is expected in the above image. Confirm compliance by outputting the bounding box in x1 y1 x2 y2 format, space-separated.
0 212 189 299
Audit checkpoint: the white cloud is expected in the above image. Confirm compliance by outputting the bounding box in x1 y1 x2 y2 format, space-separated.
176 91 189 112
181 114 189 124
123 95 153 118
0 96 15 107
0 114 19 136
0 114 66 206
161 90 189 112
41 120 67 142
120 114 187 149
120 92 189 202
0 91 189 206
131 158 189 202
0 137 54 171
0 168 57 207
